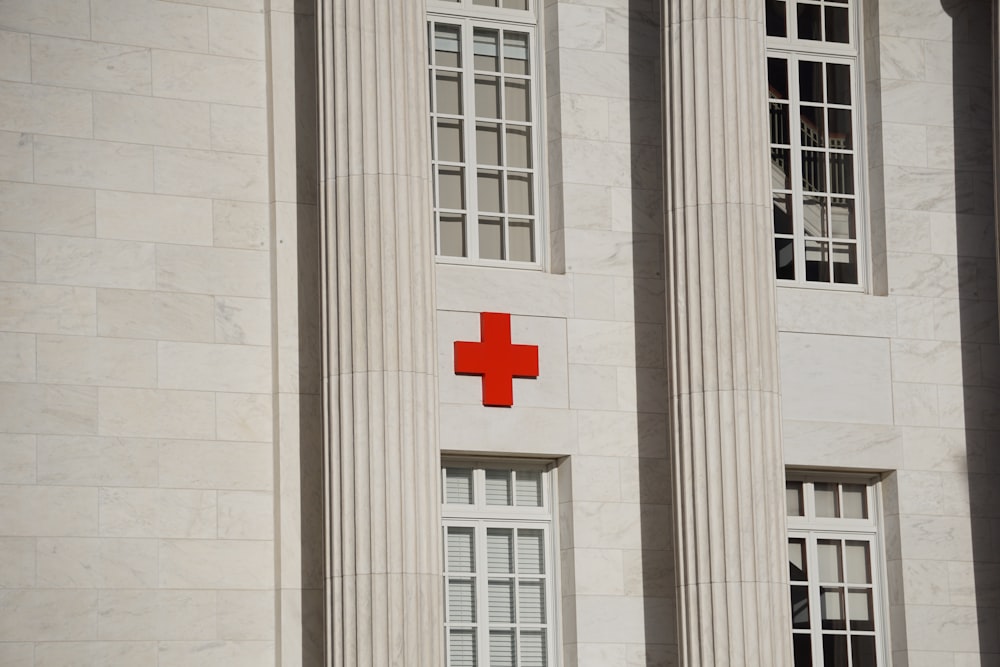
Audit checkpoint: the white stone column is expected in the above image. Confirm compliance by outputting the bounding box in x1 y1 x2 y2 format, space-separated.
317 1 442 665
662 2 793 665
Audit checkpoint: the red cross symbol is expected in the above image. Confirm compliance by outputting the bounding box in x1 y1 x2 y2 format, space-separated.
454 312 539 407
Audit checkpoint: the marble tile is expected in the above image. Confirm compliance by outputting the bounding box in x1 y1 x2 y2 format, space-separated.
33 136 154 192
883 166 961 214
215 296 270 344
621 548 674 598
572 273 616 320
158 440 272 490
208 8 265 59
35 537 157 588
890 339 972 385
36 435 158 487
158 641 275 667
0 434 36 483
36 335 156 388
92 0 209 52
898 515 975 562
156 244 270 297
893 296 935 341
607 97 661 146
210 103 267 154
881 123 927 168
216 392 272 442
157 341 271 393
159 539 274 589
571 501 642 549
0 383 98 435
879 0 953 41
0 643 32 667
568 363 618 410
98 288 214 342
161 0 263 11
888 252 958 298
154 147 268 201
615 277 665 324
97 190 213 245
559 50 634 100
213 200 269 249
0 130 32 182
562 183 613 231
568 319 663 368
100 487 217 538
878 36 926 81
573 595 649 644
892 382 940 427
618 456 670 504
152 50 266 106
570 456 622 502
32 642 158 667
904 605 981 652
610 187 662 235
555 4 606 50
435 264 571 317
576 410 667 459
0 0 91 38
218 490 273 539
783 420 902 469
0 484 98 536
36 235 155 290
0 182 95 236
217 590 274 640
571 548 625 595
31 36 151 94
564 229 663 279
98 589 216 640
0 590 97 640
94 92 211 149
880 80 954 129
0 80 92 138
99 388 215 439
0 537 35 587
0 283 96 335
439 404 578 456
557 94 609 142
896 470 971 517
0 332 34 383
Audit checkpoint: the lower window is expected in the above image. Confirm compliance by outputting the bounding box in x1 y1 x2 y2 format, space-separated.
787 476 886 667
442 462 555 667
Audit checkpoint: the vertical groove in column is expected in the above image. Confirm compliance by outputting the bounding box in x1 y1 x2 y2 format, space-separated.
663 1 793 665
318 0 442 665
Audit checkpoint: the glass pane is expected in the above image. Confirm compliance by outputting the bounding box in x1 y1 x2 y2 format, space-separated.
446 468 473 504
771 148 792 190
439 214 466 257
789 538 807 580
476 76 501 118
504 0 529 8
848 588 874 631
832 243 858 284
447 527 475 573
775 237 795 280
845 541 871 583
820 586 846 630
489 579 514 622
503 32 529 75
823 634 849 667
827 63 852 104
515 471 542 506
479 217 504 260
436 72 462 115
787 481 804 516
519 580 545 623
478 170 503 212
485 469 512 504
851 635 877 667
473 29 499 71
768 57 789 99
793 634 813 667
796 2 822 40
473 0 499 5
815 483 839 517
487 528 514 573
829 153 854 194
827 109 853 149
520 630 546 667
434 25 461 68
505 79 530 122
801 150 826 192
449 578 476 622
842 485 868 518
830 198 855 239
489 630 515 667
817 540 843 582
770 103 790 145
805 241 831 282
506 127 531 168
773 194 793 235
439 166 465 209
800 106 825 147
799 61 823 103
509 219 534 262
437 119 464 162
825 6 850 43
790 585 810 628
449 629 477 667
517 529 545 574
477 123 501 166
802 196 827 237
766 0 787 37
507 173 532 215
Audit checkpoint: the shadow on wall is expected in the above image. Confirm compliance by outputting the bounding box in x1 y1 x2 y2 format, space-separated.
942 0 1000 661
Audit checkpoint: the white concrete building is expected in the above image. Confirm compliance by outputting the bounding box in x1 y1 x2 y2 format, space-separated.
0 0 997 666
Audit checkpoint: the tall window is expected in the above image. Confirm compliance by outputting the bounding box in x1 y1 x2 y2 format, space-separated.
766 0 864 287
428 0 541 265
786 476 886 667
442 462 555 667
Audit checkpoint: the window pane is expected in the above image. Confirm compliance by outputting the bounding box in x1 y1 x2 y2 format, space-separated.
823 634 849 667
770 103 790 145
439 166 466 209
845 541 871 584
851 635 877 667
517 529 545 574
802 196 827 237
790 585 810 628
787 481 804 516
793 634 813 666
820 586 846 630
800 105 825 147
848 588 874 631
766 0 787 37
509 218 534 262
478 217 504 260
830 198 855 239
827 63 852 104
477 170 503 212
519 580 545 623
771 148 792 190
768 57 789 99
447 527 475 573
477 123 501 166
485 469 512 504
815 483 839 517
449 629 477 667
446 468 474 504
825 6 850 43
805 241 830 282
507 173 533 215
789 538 807 580
473 29 499 71
436 72 463 115
773 194 793 235
801 151 826 192
515 470 542 506
828 153 854 194
437 119 464 162
505 79 530 122
434 25 461 67
796 3 822 40
827 109 853 149
449 578 476 622
489 579 514 622
520 630 546 667
842 485 867 518
439 214 466 257
506 127 531 168
799 61 824 103
503 32 529 75
503 0 529 9
489 631 515 667
475 76 501 118
473 0 499 5
817 540 843 582
832 243 858 284
487 528 514 573
775 237 795 280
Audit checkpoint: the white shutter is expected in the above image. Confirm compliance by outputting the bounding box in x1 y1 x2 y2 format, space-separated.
518 580 545 624
517 529 544 574
489 630 515 667
514 471 541 507
519 630 546 667
448 578 476 623
447 527 476 573
446 468 474 505
449 629 477 667
485 470 512 506
488 579 514 623
487 528 513 573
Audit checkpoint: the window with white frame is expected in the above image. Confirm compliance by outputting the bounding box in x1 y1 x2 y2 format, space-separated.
786 476 886 667
442 462 555 667
766 0 864 287
428 0 542 265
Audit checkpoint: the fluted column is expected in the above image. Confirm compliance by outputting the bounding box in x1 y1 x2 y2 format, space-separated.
662 2 793 665
317 1 442 665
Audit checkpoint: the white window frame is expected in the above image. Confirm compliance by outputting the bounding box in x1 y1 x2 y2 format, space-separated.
441 459 559 667
428 0 546 270
786 473 891 667
767 0 870 291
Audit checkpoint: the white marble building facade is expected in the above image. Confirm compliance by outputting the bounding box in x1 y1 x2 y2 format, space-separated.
0 0 997 666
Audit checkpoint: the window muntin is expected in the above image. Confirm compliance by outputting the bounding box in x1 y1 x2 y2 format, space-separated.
428 2 541 266
786 477 886 667
767 0 864 288
442 463 555 667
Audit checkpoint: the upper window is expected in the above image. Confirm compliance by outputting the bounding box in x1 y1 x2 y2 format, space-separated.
786 476 887 667
766 0 864 288
428 0 542 266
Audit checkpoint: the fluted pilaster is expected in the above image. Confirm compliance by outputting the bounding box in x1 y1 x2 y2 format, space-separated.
317 1 442 665
663 2 793 665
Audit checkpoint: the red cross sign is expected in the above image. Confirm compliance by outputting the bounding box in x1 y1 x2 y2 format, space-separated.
454 312 539 407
